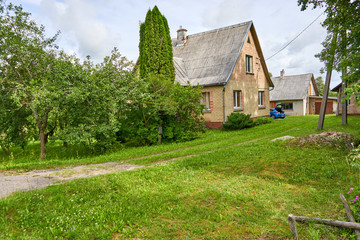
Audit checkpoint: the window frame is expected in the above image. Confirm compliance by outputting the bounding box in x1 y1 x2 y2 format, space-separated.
245 55 253 74
202 92 211 111
258 91 265 108
233 90 243 110
283 102 293 110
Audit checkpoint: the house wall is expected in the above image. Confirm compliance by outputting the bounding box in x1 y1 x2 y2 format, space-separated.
200 27 271 128
224 28 270 120
201 85 224 128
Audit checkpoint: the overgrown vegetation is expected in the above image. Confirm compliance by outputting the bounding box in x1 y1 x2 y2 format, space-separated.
298 0 360 103
0 2 205 160
0 115 359 239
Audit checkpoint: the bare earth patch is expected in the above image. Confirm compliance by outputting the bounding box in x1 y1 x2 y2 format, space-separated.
0 162 144 198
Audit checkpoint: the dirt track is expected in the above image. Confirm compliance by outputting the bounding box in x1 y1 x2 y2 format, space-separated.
0 162 143 198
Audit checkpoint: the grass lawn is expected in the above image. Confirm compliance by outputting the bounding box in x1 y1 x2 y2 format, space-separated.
0 115 359 239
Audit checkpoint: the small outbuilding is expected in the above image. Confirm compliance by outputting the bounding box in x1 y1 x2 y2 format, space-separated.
270 70 337 116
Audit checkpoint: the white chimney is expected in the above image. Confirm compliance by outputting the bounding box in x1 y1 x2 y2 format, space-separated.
176 26 187 47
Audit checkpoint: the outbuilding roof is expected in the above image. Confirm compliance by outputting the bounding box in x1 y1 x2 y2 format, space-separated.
270 73 318 101
172 21 273 87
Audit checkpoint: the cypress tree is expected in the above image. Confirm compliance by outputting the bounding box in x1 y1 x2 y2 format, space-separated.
139 6 175 81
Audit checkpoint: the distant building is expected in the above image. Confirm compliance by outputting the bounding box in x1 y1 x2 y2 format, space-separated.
332 82 360 115
172 21 274 128
270 71 337 116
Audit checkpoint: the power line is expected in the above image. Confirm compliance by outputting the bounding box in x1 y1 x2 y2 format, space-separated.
266 11 325 61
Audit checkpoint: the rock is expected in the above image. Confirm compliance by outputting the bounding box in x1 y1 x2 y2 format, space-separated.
272 136 295 142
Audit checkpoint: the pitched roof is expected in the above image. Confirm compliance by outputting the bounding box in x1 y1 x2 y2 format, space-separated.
172 21 273 87
270 73 318 101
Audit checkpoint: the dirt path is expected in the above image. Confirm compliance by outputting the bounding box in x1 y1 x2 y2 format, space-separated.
0 162 143 199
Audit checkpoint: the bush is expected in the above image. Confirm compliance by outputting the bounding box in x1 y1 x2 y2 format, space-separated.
253 117 272 126
223 113 254 130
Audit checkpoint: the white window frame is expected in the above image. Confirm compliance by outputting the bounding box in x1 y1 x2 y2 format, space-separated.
258 91 265 108
245 55 253 73
233 90 243 110
202 92 211 110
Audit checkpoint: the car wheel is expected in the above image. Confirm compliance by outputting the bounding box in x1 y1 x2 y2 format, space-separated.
272 115 276 119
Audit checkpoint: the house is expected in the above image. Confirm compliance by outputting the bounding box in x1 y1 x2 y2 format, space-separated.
172 21 274 128
332 82 360 115
270 70 337 116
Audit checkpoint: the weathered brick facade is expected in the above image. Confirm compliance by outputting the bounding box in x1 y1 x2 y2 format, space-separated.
201 29 271 125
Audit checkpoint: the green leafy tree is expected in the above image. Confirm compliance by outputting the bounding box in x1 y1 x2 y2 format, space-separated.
139 6 175 81
119 76 205 145
56 49 135 152
298 0 360 102
315 76 325 96
0 2 63 159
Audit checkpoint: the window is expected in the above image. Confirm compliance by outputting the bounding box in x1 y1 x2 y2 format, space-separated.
258 91 265 107
233 90 243 109
247 37 251 43
202 92 211 110
284 102 293 110
245 55 253 73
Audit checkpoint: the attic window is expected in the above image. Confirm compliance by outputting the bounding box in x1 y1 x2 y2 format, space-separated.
247 37 251 43
245 55 253 73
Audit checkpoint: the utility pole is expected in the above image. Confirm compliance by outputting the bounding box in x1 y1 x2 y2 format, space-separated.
342 80 348 125
317 32 338 130
317 70 332 130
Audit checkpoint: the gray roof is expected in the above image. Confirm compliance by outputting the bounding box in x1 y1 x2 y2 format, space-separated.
270 73 317 101
173 21 271 87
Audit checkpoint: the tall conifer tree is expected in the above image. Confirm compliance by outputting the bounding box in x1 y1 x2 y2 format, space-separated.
139 6 175 81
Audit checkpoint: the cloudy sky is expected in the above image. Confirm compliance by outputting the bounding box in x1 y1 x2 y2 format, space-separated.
13 0 341 88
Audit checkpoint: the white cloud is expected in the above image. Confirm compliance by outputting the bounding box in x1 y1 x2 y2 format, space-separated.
202 0 254 28
40 0 119 61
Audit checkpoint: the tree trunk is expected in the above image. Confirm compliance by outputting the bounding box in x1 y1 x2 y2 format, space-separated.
39 129 46 160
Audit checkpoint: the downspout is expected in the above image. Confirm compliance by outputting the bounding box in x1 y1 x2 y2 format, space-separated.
223 84 226 124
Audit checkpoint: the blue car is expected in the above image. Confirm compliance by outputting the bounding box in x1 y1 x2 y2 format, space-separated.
270 103 285 119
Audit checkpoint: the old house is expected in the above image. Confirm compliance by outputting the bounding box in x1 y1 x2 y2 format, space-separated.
270 70 337 116
172 21 274 128
332 82 360 115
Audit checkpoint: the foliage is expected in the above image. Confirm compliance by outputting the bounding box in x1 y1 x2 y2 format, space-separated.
315 76 336 97
298 0 360 101
315 76 325 96
139 6 175 81
253 117 272 126
120 75 205 145
223 113 254 130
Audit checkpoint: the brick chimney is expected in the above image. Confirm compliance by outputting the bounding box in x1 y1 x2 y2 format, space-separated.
280 69 285 79
176 26 187 47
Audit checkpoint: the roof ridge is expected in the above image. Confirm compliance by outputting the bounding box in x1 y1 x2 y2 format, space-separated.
188 21 252 38
271 73 313 79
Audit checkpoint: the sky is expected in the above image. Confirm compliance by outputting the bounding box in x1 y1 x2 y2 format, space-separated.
13 0 342 88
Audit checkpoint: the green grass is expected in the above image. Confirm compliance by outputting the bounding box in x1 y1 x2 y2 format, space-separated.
0 115 359 239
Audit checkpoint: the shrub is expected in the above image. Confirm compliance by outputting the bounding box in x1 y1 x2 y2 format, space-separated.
253 117 272 126
223 113 254 130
